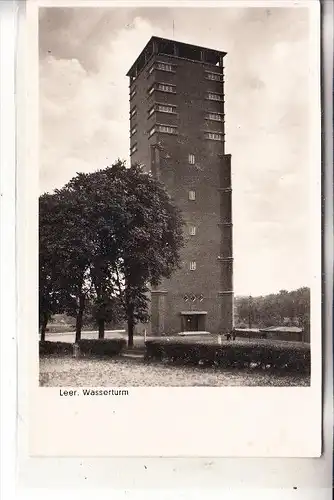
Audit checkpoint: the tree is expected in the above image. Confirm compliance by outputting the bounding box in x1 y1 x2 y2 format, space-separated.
39 188 95 343
39 194 77 339
54 167 124 340
234 287 310 331
294 287 310 334
55 161 184 346
91 295 123 339
100 162 184 346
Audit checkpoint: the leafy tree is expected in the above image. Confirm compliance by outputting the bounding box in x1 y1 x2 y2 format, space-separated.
39 188 95 342
54 160 184 346
91 295 123 339
235 287 310 331
102 162 184 346
39 194 77 339
54 167 123 340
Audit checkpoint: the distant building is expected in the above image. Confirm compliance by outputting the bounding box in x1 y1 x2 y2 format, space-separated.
233 328 262 340
259 326 306 342
127 37 233 335
233 326 307 342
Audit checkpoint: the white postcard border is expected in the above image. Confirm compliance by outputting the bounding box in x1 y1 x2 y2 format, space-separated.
19 0 322 460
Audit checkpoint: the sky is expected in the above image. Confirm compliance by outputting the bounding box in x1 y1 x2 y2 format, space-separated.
39 5 313 297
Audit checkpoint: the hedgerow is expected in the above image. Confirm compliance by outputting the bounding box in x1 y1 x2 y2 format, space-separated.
39 338 126 357
78 338 126 357
39 341 73 356
145 338 310 374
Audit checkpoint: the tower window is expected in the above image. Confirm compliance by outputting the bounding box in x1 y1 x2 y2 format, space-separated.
130 143 138 155
206 71 223 82
157 83 175 93
189 225 196 236
130 87 137 99
148 83 176 95
130 126 137 137
188 190 196 201
157 104 175 114
157 124 177 135
148 103 176 118
190 261 197 271
206 112 223 122
207 92 223 102
156 62 173 72
130 106 137 118
205 132 224 141
188 154 195 164
148 62 175 76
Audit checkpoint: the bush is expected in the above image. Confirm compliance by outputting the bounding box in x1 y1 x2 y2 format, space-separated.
78 338 126 357
145 338 310 374
39 341 73 356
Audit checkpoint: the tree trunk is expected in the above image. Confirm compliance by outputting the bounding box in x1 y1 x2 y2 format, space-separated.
75 293 85 344
98 318 105 339
40 312 48 342
127 315 134 348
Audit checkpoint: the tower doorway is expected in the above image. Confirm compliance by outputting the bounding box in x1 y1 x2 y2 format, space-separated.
180 312 207 332
184 315 199 331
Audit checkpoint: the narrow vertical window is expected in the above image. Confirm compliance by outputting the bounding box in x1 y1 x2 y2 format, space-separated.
188 154 195 164
188 190 196 201
190 261 197 271
130 144 137 155
189 225 196 236
148 126 156 138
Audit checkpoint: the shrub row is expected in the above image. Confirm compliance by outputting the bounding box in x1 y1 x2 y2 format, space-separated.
145 339 310 373
39 338 126 357
78 338 126 356
39 341 73 356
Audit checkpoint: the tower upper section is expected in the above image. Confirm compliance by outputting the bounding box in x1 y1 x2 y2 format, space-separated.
127 36 227 81
127 37 228 172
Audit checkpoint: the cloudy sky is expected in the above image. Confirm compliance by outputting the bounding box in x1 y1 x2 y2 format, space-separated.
39 5 313 296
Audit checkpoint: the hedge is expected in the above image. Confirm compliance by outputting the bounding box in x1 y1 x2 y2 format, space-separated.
39 338 126 357
145 338 310 374
39 341 73 356
78 338 126 357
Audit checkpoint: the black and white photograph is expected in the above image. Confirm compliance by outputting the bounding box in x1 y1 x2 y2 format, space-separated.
37 3 318 390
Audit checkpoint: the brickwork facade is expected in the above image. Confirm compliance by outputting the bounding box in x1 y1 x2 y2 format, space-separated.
127 37 233 335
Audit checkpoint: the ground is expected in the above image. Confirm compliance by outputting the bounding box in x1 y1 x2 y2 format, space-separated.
39 355 310 387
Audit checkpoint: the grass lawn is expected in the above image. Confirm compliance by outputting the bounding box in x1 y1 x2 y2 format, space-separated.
39 355 310 387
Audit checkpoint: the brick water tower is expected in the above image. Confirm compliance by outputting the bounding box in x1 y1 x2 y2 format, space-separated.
127 36 233 335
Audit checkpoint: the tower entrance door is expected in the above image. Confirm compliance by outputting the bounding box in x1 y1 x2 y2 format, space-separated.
180 311 207 332
184 315 199 332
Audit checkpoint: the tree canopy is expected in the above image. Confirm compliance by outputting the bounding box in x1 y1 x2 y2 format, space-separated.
39 160 184 346
234 287 310 331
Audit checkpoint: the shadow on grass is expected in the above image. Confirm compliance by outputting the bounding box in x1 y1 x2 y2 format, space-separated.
39 352 310 380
